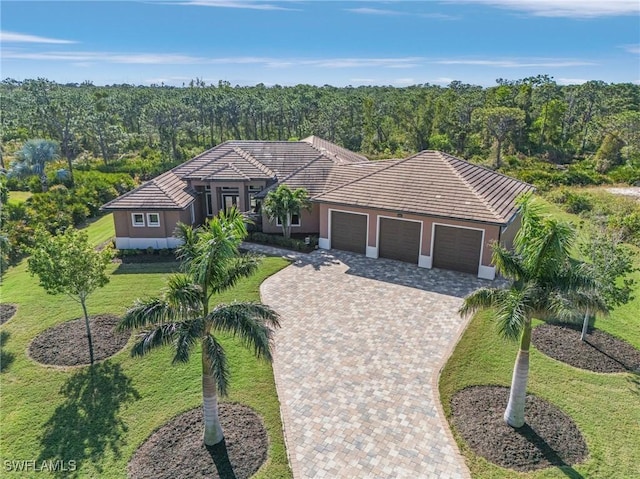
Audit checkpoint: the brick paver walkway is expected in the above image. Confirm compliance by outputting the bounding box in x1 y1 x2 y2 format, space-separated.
251 244 492 478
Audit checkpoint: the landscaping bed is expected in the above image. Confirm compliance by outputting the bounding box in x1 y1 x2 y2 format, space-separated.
128 403 268 479
0 303 17 325
451 385 588 472
29 314 130 366
532 322 640 373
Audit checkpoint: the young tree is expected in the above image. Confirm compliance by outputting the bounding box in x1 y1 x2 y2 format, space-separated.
9 139 59 192
118 208 280 446
473 107 526 168
262 184 311 239
579 229 636 341
459 195 607 428
28 228 114 365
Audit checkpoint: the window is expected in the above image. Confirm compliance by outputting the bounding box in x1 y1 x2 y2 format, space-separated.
248 185 262 213
276 214 300 227
147 213 160 227
132 213 145 227
205 186 213 216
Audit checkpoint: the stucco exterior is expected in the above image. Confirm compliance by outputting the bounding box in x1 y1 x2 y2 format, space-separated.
261 205 321 235
317 202 501 279
112 208 193 249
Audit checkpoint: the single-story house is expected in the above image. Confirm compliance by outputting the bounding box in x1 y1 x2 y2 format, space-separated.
102 136 534 279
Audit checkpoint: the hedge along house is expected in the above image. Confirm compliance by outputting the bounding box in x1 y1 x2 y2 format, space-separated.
102 137 533 279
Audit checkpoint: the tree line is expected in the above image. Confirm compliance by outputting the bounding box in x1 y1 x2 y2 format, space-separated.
1 76 639 180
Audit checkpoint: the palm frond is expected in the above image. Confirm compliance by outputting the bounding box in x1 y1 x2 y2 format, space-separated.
459 287 504 317
210 254 260 295
491 244 526 281
175 222 200 268
118 297 178 330
494 286 532 341
203 334 230 397
131 323 182 357
164 274 203 312
172 318 204 364
208 302 280 361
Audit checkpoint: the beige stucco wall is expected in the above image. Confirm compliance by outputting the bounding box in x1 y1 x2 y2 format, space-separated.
112 208 192 240
499 212 521 251
261 205 320 234
318 203 502 267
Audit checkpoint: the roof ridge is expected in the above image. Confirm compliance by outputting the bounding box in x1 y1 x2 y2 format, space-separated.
226 162 250 180
154 171 184 202
438 152 503 222
312 158 401 199
232 146 275 177
277 153 326 183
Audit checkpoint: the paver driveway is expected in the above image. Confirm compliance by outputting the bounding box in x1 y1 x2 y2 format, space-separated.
258 247 493 479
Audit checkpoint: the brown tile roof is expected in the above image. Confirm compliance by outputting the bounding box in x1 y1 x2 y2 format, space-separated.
302 135 369 165
102 170 196 210
312 151 534 225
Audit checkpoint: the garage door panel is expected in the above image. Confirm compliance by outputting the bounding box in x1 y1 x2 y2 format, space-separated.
331 212 367 254
379 218 421 264
433 225 482 274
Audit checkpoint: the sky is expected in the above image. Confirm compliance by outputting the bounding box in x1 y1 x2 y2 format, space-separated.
1 0 639 87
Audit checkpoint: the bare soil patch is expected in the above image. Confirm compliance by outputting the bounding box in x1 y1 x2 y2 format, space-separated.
451 385 588 472
128 403 268 479
533 323 640 373
29 314 130 366
0 303 17 325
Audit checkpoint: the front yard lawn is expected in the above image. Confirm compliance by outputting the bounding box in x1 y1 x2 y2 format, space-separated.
440 207 640 478
0 254 292 478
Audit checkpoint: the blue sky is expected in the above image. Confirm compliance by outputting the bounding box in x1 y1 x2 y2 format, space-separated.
1 0 639 87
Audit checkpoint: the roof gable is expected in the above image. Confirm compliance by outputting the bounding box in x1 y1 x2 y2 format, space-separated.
102 171 196 210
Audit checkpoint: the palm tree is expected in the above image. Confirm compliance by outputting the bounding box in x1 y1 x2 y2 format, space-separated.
9 139 59 192
262 184 311 239
459 195 607 428
118 208 280 446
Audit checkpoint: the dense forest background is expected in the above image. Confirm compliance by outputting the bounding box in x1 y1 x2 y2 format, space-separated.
2 76 639 181
1 76 639 268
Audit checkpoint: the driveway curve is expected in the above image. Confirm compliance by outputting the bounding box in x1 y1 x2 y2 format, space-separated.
258 247 491 478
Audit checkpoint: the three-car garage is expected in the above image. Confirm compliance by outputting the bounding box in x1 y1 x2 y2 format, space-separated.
326 208 489 278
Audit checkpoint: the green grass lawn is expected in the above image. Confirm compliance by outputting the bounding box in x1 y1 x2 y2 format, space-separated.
0 238 292 477
83 213 115 247
7 190 32 204
439 200 640 479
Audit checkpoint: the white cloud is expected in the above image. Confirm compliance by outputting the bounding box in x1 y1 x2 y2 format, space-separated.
557 78 588 85
450 0 639 18
432 77 455 84
393 78 416 85
349 78 376 83
434 58 596 67
622 44 640 54
3 50 422 69
0 31 77 44
173 1 298 11
346 7 457 20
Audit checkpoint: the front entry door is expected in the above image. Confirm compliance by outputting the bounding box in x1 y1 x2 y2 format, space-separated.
222 194 240 213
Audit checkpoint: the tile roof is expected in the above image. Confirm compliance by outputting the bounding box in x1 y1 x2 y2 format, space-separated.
102 170 196 210
312 150 534 225
102 139 533 225
301 136 369 165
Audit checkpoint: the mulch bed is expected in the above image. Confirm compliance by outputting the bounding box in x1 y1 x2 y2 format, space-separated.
532 323 640 373
451 385 588 472
128 403 268 479
29 314 130 366
0 303 17 325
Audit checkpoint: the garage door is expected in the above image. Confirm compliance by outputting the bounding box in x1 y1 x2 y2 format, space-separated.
433 225 482 274
379 218 421 263
331 211 367 254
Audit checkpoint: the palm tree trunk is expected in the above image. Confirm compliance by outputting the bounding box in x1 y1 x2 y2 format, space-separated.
81 298 94 365
580 308 590 341
504 319 531 428
202 355 224 445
